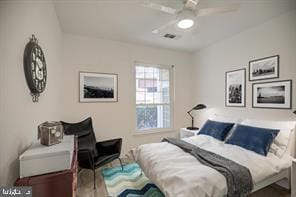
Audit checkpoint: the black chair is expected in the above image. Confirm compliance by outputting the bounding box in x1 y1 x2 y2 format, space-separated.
61 117 123 189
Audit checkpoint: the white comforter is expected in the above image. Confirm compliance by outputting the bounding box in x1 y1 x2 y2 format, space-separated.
134 135 292 197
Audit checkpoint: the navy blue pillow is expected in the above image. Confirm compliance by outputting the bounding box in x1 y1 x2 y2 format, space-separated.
225 124 279 156
198 120 235 141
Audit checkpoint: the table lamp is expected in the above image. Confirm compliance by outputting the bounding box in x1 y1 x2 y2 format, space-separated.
187 104 207 130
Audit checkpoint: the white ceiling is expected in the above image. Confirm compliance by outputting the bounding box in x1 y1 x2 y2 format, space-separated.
53 0 296 52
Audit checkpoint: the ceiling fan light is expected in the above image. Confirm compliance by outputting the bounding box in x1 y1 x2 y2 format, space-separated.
177 19 194 29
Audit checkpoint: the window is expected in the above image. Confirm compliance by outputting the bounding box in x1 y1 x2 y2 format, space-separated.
135 62 174 132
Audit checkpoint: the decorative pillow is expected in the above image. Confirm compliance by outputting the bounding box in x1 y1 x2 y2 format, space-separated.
225 124 279 156
241 119 296 158
198 120 235 141
208 114 243 140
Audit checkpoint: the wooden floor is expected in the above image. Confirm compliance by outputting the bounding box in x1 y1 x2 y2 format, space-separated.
77 169 108 197
250 184 290 197
77 168 291 197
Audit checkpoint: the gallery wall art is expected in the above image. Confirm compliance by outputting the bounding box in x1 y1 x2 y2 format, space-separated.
79 72 118 102
249 55 279 81
224 54 292 110
252 80 292 109
225 69 246 107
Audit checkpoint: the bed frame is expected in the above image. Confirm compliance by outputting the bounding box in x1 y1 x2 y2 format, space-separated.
252 125 295 192
131 121 296 194
252 169 290 192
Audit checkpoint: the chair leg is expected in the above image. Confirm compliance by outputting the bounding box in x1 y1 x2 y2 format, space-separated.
93 169 96 189
118 158 124 171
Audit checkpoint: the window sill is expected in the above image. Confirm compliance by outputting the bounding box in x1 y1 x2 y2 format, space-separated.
133 128 176 136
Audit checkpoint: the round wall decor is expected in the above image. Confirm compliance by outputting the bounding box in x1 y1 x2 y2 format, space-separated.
23 34 47 102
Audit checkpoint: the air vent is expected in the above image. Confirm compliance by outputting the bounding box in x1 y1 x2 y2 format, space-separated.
164 33 176 39
163 33 181 40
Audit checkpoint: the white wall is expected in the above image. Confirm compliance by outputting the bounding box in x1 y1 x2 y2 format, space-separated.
192 10 296 126
0 1 62 185
60 34 194 155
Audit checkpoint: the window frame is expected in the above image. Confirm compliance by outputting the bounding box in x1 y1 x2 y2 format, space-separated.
134 61 175 134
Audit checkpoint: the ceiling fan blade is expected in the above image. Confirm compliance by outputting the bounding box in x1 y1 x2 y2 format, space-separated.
184 0 199 10
142 2 177 15
152 20 178 34
197 4 239 17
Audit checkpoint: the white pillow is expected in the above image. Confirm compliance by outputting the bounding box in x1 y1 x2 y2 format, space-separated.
209 114 242 124
240 119 296 158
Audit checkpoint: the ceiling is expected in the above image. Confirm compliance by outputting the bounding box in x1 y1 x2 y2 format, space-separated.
53 0 296 52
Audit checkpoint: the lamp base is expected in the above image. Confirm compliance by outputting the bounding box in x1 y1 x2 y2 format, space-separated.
186 127 199 130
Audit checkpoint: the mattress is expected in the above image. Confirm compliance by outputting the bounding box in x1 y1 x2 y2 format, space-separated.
134 135 292 197
19 135 74 178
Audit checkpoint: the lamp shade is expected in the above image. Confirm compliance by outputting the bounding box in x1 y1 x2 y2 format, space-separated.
192 104 207 110
186 104 207 130
177 19 194 29
177 9 195 29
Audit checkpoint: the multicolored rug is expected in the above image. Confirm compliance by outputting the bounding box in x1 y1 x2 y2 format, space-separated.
101 163 164 197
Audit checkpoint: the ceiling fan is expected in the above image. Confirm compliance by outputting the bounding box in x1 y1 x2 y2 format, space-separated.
142 0 239 34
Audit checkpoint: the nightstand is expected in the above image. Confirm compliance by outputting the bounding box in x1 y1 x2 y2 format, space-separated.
292 158 296 197
180 128 199 139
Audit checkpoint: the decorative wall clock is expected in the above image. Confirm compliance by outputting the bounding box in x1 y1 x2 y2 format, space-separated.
23 35 47 102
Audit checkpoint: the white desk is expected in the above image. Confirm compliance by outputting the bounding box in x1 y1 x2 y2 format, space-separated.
19 135 74 178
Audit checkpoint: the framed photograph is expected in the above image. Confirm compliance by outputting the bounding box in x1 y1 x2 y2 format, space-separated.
249 55 279 81
225 69 246 107
79 72 118 102
252 80 292 109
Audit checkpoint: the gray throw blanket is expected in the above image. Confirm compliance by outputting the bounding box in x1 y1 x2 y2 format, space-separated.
162 138 253 197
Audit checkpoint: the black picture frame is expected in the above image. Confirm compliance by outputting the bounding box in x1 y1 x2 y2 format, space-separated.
249 55 279 81
252 80 292 109
225 68 246 107
79 71 118 103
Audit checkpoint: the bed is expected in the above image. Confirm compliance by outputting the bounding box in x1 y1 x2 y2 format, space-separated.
133 117 296 197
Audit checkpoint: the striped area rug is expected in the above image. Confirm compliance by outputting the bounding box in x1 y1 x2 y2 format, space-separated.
101 163 164 197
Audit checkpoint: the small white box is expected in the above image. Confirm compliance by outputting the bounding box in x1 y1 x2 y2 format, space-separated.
19 135 74 178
